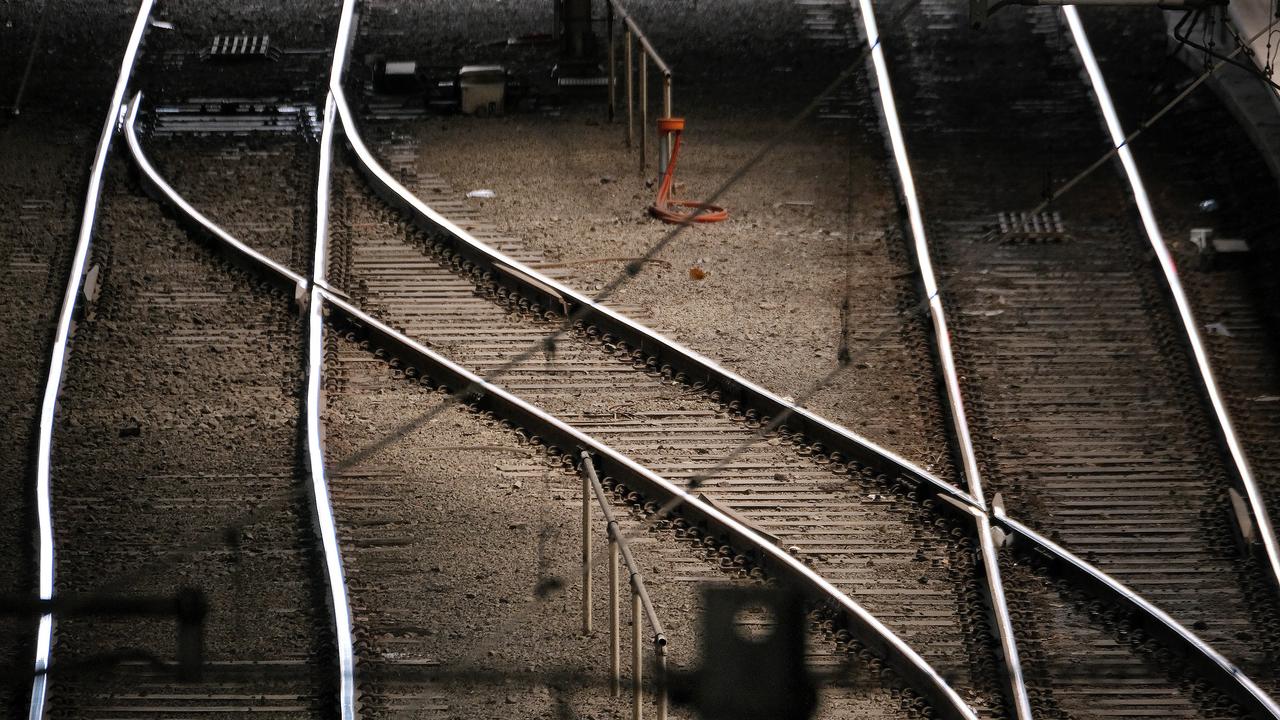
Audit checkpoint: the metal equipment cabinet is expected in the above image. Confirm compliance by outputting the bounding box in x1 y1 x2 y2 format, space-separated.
459 65 506 116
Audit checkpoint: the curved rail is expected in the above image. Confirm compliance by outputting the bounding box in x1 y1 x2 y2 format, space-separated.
997 507 1280 717
121 115 978 720
27 2 154 716
1063 3 1280 594
304 0 360 714
327 85 979 513
307 93 357 720
329 67 1280 720
125 68 1280 720
850 0 1030 717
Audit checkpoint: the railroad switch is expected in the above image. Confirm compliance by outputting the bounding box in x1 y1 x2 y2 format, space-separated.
667 587 817 720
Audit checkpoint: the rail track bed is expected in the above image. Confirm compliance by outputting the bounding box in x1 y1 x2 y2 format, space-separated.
324 141 1011 716
1081 6 1280 578
0 116 109 717
39 135 331 717
877 0 1280 713
2 3 160 711
323 336 934 719
9 0 1280 717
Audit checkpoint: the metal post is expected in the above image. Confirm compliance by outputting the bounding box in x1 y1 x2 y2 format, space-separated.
639 54 648 175
632 583 643 720
582 461 593 635
625 31 634 148
656 641 668 720
662 75 673 170
607 4 616 123
610 532 621 697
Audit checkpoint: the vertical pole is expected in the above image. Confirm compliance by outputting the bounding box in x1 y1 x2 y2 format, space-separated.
582 463 593 635
609 533 621 697
625 31 634 149
607 4 616 123
662 75 673 169
656 642 668 720
639 54 648 176
632 584 643 720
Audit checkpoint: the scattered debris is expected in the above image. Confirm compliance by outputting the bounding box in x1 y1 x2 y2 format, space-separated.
1204 322 1232 337
689 266 707 280
466 189 496 199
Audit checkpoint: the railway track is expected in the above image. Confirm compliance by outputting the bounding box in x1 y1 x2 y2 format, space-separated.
325 74 1008 720
154 2 1274 712
1080 4 1280 595
133 74 1277 716
41 133 331 716
870 0 1280 715
13 0 1280 718
14 1 352 717
1 3 149 712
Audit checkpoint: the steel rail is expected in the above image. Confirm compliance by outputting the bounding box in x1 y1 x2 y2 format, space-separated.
996 506 1280 718
308 93 357 720
1062 3 1280 594
849 0 1031 717
326 72 1280 717
328 84 981 512
307 0 360 715
319 295 982 720
27 2 155 716
125 84 1280 720
122 118 977 719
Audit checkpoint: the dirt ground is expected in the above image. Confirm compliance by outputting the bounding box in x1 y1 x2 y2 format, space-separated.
358 0 956 480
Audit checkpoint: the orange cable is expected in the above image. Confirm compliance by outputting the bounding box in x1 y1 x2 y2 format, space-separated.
648 121 728 224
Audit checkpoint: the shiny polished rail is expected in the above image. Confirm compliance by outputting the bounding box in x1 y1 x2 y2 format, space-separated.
27 2 155 717
306 0 360 715
329 56 1280 720
124 102 980 720
125 90 1280 717
1063 2 1280 595
849 0 1031 717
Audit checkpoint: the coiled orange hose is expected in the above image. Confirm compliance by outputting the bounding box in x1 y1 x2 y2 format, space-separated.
648 118 728 224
